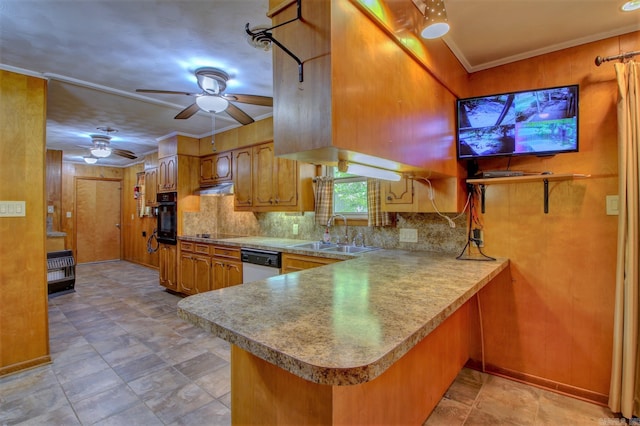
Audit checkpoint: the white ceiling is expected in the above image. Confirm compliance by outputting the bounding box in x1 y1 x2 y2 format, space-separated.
1 0 638 167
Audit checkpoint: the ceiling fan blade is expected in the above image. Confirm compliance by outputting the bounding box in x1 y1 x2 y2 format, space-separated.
112 148 137 160
136 89 200 96
223 93 273 107
225 103 254 125
174 103 201 119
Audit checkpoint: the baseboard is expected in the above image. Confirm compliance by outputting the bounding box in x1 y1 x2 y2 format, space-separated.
0 355 51 377
465 359 609 406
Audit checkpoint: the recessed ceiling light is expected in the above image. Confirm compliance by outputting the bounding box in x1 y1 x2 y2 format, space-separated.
622 0 640 11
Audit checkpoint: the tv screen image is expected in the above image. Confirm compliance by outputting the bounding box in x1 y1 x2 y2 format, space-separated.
457 85 579 160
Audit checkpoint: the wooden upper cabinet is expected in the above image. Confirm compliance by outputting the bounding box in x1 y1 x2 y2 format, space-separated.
200 151 232 186
233 147 253 209
252 143 297 208
233 142 314 212
145 167 157 206
381 176 461 213
158 155 177 193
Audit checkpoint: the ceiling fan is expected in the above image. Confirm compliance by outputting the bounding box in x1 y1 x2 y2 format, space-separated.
136 67 273 125
79 127 137 162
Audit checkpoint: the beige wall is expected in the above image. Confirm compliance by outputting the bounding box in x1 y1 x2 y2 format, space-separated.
0 70 50 375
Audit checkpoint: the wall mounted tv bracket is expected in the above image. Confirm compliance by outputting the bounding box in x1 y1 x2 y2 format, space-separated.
246 0 304 82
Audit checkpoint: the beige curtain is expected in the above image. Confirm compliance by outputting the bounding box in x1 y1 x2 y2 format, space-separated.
609 60 640 419
313 176 334 226
367 178 393 227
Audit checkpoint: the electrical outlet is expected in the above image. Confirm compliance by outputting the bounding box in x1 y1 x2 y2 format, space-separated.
47 205 54 214
399 228 418 243
292 223 299 235
472 229 484 248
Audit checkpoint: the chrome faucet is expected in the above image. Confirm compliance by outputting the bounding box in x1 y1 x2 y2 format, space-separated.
327 214 349 245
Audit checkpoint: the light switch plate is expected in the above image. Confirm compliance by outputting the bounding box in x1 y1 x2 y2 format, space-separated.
0 201 26 217
399 228 418 243
606 195 619 216
292 223 299 235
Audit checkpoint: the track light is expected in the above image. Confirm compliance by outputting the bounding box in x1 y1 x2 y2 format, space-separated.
338 160 402 181
412 0 450 39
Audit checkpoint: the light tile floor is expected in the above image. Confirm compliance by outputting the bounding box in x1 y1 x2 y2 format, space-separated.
0 261 622 425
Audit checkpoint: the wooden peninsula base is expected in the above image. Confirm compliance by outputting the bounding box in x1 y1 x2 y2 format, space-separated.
231 302 470 425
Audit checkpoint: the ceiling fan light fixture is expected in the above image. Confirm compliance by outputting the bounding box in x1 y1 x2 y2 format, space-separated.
83 156 98 164
90 145 112 158
196 96 229 113
414 0 450 39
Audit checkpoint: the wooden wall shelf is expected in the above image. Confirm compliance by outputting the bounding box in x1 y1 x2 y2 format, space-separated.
467 173 590 214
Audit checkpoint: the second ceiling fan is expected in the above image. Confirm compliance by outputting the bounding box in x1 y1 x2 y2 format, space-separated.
136 67 272 125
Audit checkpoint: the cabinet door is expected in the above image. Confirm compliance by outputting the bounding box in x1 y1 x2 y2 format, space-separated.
233 148 253 208
384 177 413 205
145 168 157 206
252 144 276 207
200 156 215 184
225 259 243 287
212 259 227 290
274 157 297 206
158 156 177 193
193 255 212 294
214 151 232 181
179 254 196 295
165 156 177 191
159 244 177 291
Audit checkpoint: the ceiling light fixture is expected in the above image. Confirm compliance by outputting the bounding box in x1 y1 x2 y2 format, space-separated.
412 0 450 39
338 160 402 181
83 156 98 164
196 95 229 113
621 0 640 11
89 134 113 158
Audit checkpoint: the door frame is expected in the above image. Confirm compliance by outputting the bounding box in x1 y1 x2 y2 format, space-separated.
73 176 123 263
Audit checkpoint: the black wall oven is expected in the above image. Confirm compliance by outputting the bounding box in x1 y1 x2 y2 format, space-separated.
156 192 177 245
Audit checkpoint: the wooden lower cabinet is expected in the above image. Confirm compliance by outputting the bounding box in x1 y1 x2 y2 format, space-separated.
281 253 341 274
178 241 242 294
212 245 243 289
159 243 177 291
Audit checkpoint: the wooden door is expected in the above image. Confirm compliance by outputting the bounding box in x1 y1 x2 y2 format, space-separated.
274 157 297 206
233 148 253 208
75 178 121 264
252 143 275 206
212 259 227 290
179 253 196 295
225 259 243 287
159 244 177 291
194 255 212 294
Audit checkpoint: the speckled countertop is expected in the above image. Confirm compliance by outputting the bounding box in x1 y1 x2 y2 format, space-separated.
177 236 508 386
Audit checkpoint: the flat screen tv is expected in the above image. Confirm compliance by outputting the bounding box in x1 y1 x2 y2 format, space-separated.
456 85 579 160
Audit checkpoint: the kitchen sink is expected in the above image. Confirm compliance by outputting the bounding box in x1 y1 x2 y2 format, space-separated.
290 241 338 250
322 245 379 254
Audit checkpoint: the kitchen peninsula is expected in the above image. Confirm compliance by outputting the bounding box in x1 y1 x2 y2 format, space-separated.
178 242 509 425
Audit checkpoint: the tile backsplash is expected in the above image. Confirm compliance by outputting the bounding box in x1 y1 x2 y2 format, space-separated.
183 195 467 254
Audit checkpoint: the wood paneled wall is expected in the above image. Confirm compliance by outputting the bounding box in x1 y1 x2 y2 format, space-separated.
466 32 640 404
0 70 50 375
46 150 63 231
122 163 159 268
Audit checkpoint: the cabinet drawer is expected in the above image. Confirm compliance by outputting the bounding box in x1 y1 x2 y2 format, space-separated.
213 245 241 260
180 241 194 252
194 243 212 255
281 253 340 273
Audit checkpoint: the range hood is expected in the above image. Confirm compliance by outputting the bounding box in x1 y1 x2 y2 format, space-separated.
195 182 234 196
